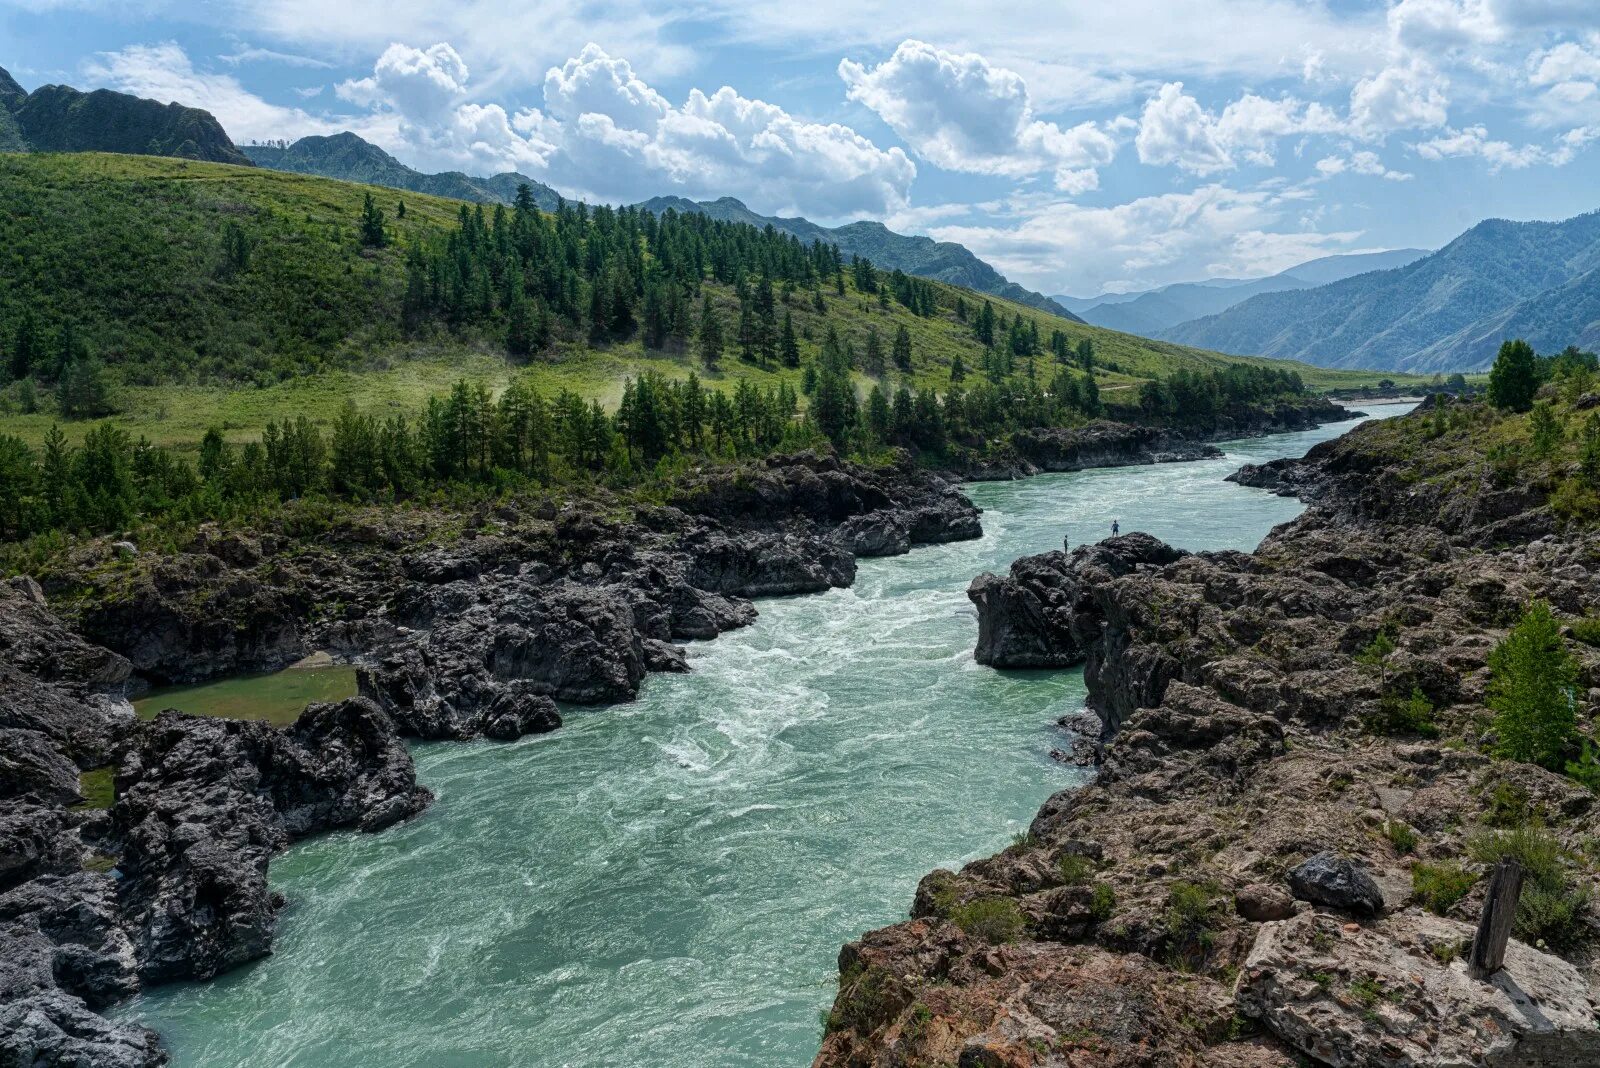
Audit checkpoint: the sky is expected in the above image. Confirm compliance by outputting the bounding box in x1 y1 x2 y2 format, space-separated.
3 1 1599 298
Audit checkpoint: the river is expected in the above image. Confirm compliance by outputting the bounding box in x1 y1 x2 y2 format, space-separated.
119 407 1410 1067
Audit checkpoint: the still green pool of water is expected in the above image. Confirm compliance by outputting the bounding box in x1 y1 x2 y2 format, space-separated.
119 407 1411 1067
133 665 359 727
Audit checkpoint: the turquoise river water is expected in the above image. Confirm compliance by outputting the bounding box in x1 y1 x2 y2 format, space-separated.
119 407 1409 1067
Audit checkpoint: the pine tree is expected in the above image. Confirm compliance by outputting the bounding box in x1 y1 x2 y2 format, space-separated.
863 328 885 377
1581 413 1600 482
1529 401 1563 457
892 326 913 373
697 295 723 371
57 353 117 419
1489 600 1578 768
1488 339 1538 411
506 292 535 358
360 192 387 249
780 312 800 368
8 311 39 381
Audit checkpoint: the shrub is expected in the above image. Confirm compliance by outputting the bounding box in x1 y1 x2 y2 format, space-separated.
1488 601 1579 769
1482 780 1537 828
1517 882 1592 951
1467 825 1563 883
1383 821 1418 854
1058 854 1094 885
1550 477 1600 522
1164 881 1224 949
1568 617 1600 648
1411 861 1476 915
952 897 1025 944
1089 883 1117 921
1567 738 1600 793
1469 825 1591 948
1363 687 1438 738
824 964 898 1035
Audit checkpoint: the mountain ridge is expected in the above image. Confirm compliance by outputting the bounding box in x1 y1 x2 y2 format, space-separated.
0 64 249 165
244 132 563 210
1159 211 1600 371
1055 249 1429 336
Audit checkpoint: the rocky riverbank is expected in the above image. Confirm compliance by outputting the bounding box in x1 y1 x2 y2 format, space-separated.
956 398 1354 481
816 395 1600 1067
2 451 981 1065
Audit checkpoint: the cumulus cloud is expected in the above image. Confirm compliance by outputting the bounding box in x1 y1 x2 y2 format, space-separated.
334 42 913 219
1411 122 1595 168
1135 82 1342 174
926 184 1367 295
1387 0 1502 51
1347 60 1451 138
837 40 1118 192
1314 150 1414 181
82 41 371 143
1525 37 1600 126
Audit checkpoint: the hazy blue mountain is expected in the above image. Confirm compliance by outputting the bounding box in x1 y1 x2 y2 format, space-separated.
637 195 1081 321
1159 212 1600 371
0 64 250 165
1057 249 1428 336
244 132 562 210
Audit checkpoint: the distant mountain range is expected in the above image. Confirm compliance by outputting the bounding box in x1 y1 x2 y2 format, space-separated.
1054 249 1429 337
0 65 248 164
1160 212 1600 371
244 133 563 211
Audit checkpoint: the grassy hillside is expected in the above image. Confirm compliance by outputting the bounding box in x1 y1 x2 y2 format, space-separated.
0 153 1418 451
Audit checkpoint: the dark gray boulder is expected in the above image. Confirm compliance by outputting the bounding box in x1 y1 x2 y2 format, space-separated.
1288 852 1385 915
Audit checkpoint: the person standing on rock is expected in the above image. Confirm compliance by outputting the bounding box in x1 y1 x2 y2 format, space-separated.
1111 519 1120 537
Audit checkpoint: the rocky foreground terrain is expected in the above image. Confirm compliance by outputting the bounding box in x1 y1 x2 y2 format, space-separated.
817 396 1600 1067
0 452 981 1065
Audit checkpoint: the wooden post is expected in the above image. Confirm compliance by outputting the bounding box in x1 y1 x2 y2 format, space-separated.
1468 859 1524 981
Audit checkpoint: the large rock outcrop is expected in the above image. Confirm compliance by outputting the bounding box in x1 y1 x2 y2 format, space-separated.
113 700 429 982
969 534 1188 673
1239 911 1600 1067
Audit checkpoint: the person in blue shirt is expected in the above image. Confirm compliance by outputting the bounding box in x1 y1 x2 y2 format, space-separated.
1111 519 1120 536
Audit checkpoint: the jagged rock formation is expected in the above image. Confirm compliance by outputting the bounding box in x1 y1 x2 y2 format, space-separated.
55 453 980 744
969 534 1187 671
0 65 250 165
818 398 1600 1067
0 575 428 1066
